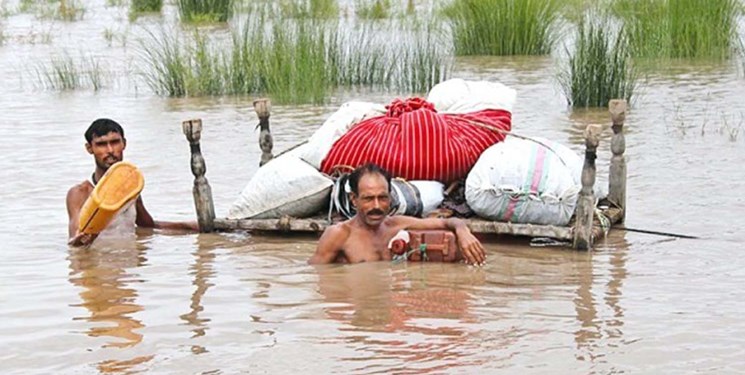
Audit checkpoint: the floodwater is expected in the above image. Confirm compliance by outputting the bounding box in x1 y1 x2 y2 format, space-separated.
2 1 745 374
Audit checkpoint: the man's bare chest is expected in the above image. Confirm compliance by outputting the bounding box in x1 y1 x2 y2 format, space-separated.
343 230 396 262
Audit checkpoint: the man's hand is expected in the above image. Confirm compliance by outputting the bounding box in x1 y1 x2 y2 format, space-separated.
455 226 486 266
68 232 98 247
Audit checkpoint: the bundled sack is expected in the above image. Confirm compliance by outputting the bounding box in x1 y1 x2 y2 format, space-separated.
331 176 444 219
298 101 386 169
427 78 517 114
465 136 584 226
320 97 512 183
227 155 332 219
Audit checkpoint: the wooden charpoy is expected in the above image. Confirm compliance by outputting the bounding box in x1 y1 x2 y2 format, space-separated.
182 98 629 250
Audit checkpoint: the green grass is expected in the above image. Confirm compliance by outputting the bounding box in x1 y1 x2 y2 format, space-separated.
139 28 190 96
36 53 108 91
558 16 638 108
178 0 233 23
1 2 14 17
139 19 452 103
130 0 163 15
388 20 452 93
445 0 563 56
85 55 106 91
19 0 85 20
356 0 392 19
38 53 81 90
613 0 741 59
280 0 338 19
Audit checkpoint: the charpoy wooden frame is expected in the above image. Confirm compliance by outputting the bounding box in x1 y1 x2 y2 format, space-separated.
182 99 628 250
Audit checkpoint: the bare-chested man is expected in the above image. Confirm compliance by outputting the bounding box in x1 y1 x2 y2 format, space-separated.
66 118 198 247
308 163 486 265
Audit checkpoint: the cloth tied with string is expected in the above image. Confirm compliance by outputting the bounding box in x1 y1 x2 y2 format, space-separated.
320 97 512 183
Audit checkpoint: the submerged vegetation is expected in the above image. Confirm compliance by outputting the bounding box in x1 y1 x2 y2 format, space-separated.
355 0 392 20
280 0 338 19
445 0 563 56
613 0 742 59
36 53 107 91
558 16 638 108
11 0 741 107
139 19 451 103
19 0 85 20
130 0 163 16
178 0 233 23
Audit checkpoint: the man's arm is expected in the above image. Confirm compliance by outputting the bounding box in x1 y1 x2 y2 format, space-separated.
135 196 199 231
66 185 97 246
308 224 347 264
393 216 486 266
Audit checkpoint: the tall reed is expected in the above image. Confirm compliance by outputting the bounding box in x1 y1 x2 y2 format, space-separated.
613 0 741 59
557 17 638 108
356 0 392 19
258 21 334 103
389 21 452 94
331 24 389 88
280 0 338 19
139 19 452 103
139 28 190 96
445 0 563 56
37 53 81 90
20 0 85 20
130 0 162 14
57 0 85 20
178 0 233 23
85 55 106 91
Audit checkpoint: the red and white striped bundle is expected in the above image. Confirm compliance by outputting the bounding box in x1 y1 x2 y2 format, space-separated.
320 97 512 183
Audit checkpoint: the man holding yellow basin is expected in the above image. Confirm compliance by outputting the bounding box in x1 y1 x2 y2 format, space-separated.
66 118 198 247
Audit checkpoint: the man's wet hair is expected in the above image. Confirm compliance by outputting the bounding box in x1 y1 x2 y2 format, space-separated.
349 163 392 195
85 118 124 143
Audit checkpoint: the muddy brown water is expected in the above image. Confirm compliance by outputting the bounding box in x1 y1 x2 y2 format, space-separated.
1 2 745 374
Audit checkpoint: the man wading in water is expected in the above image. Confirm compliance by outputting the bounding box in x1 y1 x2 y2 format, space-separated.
66 118 198 246
308 163 486 265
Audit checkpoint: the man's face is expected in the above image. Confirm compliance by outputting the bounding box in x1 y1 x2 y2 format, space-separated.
86 131 126 171
351 173 391 227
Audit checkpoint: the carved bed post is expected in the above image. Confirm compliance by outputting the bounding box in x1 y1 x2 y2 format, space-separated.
573 124 603 250
254 98 273 166
608 99 628 222
182 119 216 233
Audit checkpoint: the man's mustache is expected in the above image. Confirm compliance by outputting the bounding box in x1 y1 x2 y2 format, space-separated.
367 209 385 216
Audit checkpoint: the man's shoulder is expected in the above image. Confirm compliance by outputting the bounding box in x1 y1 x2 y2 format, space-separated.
67 180 93 200
324 221 352 236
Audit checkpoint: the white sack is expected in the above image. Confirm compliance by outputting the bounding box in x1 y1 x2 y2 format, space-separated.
227 155 333 219
465 136 581 226
427 78 517 114
299 101 386 169
409 180 445 217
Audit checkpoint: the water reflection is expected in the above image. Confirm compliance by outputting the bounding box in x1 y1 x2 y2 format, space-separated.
315 263 488 372
573 232 629 366
67 238 153 371
179 235 217 355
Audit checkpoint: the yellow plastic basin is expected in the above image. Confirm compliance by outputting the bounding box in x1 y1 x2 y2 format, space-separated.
78 161 144 234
